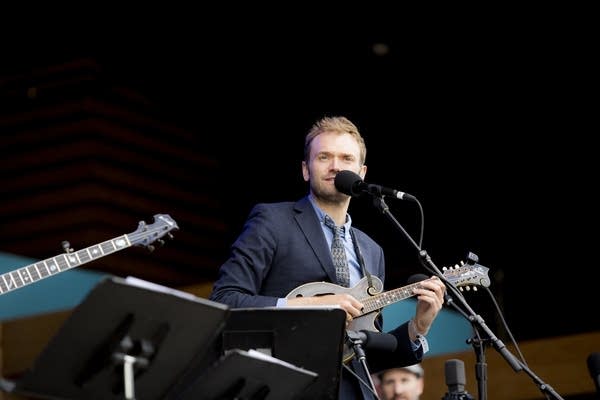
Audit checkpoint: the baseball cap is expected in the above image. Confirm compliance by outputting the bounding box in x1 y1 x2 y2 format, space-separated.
401 363 424 377
379 363 424 378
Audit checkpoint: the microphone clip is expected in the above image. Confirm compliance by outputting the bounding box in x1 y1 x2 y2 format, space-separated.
345 330 364 342
345 331 368 361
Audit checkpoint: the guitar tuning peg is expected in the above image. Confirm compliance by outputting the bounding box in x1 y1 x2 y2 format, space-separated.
157 239 165 246
465 286 471 291
147 244 155 252
473 287 478 291
459 287 464 291
167 233 174 240
454 264 459 269
61 240 74 253
442 266 447 271
460 260 465 265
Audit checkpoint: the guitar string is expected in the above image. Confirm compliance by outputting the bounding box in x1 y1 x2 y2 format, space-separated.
1 225 173 292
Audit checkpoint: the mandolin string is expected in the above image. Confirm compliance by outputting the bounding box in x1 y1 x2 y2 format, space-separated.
359 266 476 314
361 283 420 314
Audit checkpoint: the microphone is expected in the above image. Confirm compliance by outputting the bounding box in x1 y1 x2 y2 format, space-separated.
445 359 466 393
334 170 417 201
346 330 398 352
587 352 600 395
443 359 474 399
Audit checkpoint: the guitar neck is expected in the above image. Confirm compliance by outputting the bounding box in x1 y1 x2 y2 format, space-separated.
361 282 423 314
0 234 132 296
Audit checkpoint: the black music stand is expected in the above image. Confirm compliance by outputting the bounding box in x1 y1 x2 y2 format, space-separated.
172 307 346 400
174 348 318 400
0 276 230 400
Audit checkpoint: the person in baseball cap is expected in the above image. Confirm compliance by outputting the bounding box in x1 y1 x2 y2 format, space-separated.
376 363 424 400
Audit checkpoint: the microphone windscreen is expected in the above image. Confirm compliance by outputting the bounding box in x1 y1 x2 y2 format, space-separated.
407 273 429 285
444 359 466 386
334 170 362 196
361 331 398 352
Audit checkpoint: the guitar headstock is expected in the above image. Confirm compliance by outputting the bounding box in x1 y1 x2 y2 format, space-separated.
129 214 179 250
443 261 491 291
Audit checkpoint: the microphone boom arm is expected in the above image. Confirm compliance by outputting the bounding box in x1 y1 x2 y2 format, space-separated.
369 194 565 400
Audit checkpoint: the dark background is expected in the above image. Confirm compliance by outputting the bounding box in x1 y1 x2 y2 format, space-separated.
1 14 597 346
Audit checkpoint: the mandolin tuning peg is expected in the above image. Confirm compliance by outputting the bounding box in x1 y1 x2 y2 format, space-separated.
466 252 479 265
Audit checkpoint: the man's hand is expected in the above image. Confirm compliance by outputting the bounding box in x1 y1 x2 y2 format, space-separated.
412 276 446 337
287 294 364 323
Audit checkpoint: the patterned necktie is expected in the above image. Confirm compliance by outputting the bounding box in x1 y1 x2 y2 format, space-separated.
324 215 350 287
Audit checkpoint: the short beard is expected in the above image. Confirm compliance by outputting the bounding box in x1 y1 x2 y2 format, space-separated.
312 185 348 205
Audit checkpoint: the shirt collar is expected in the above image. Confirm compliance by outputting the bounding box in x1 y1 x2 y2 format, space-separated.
307 194 352 230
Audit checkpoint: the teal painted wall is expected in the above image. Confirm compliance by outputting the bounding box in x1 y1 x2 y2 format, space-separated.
0 251 107 321
1 251 473 356
382 299 473 356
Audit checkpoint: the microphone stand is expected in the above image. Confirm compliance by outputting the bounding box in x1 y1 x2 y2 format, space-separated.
370 195 565 400
346 331 381 400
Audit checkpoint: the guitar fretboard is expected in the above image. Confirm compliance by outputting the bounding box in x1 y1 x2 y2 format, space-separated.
0 235 131 295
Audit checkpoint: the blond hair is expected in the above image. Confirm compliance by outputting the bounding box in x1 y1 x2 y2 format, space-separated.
304 116 367 165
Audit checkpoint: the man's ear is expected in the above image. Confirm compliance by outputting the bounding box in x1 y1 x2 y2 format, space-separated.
359 164 367 180
302 161 310 182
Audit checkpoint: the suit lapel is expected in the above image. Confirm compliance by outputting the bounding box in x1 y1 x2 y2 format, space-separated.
293 197 338 283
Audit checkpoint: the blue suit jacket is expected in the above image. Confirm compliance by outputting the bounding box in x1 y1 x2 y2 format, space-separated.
210 196 421 399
